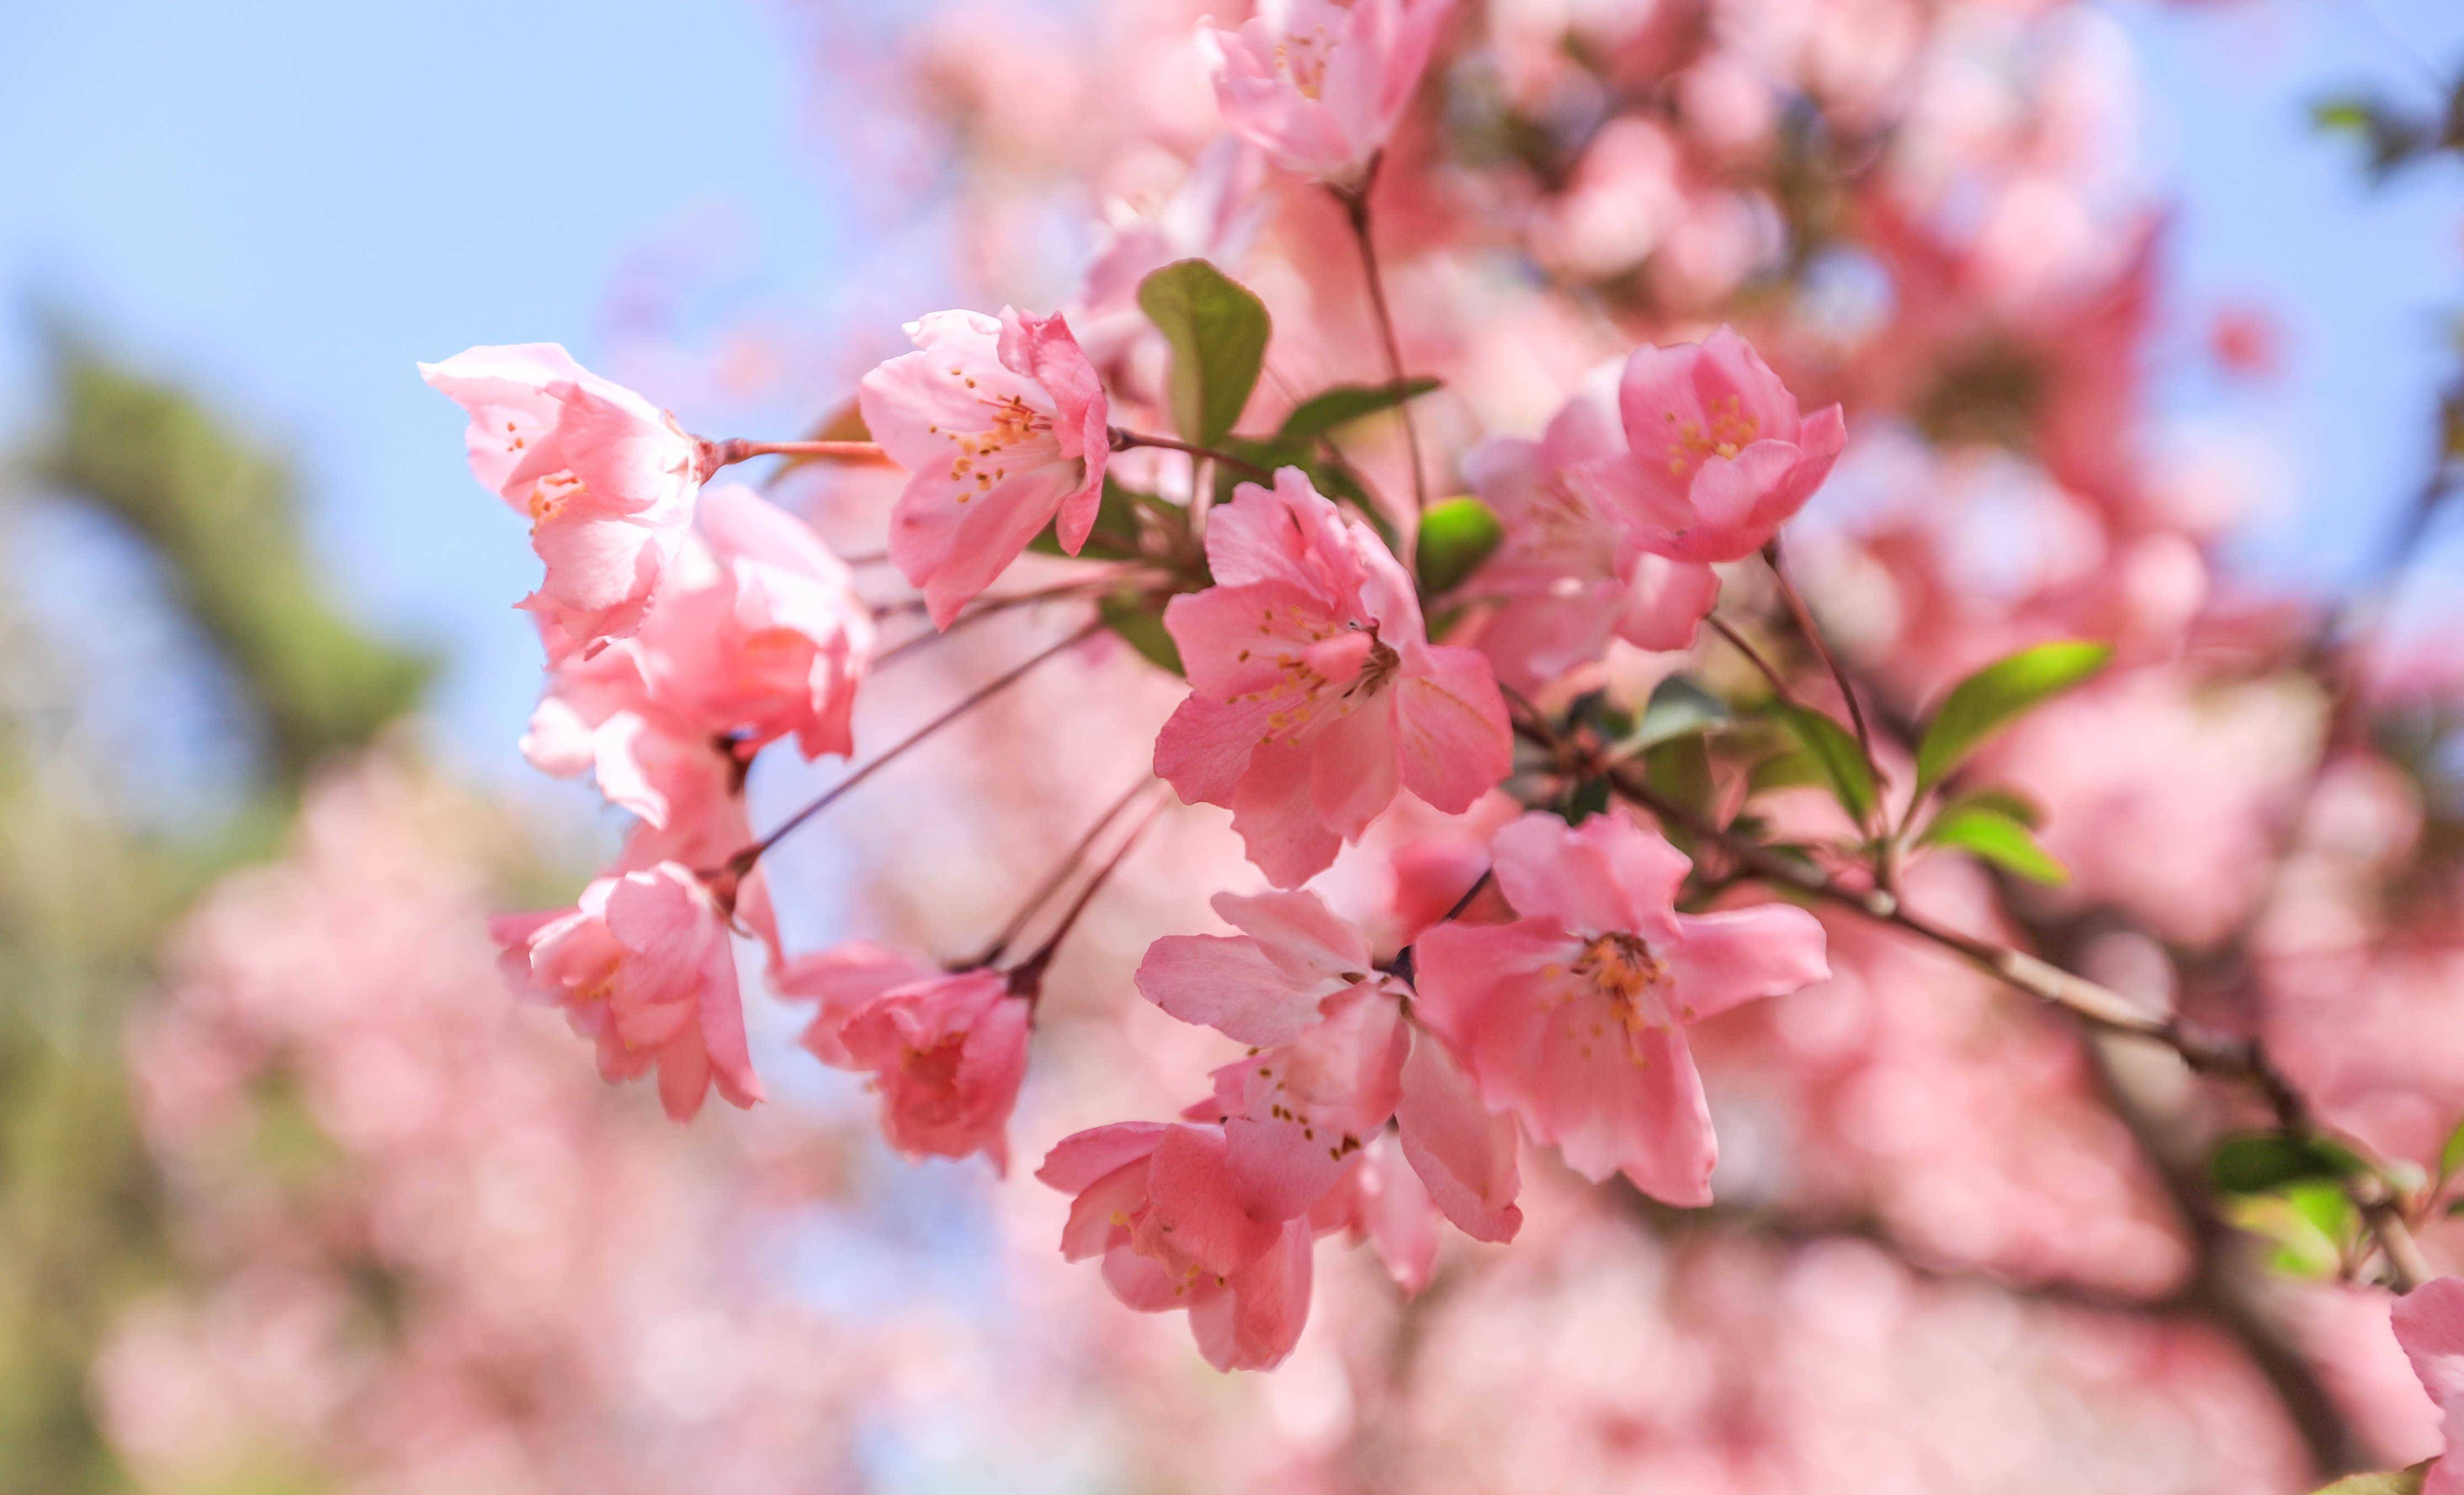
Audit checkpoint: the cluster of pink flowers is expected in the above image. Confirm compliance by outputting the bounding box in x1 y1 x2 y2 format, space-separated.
388 0 2464 1486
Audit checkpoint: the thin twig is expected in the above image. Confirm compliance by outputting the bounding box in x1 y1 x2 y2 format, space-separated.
716 621 1102 875
972 777 1162 966
1331 156 1430 515
1110 427 1273 482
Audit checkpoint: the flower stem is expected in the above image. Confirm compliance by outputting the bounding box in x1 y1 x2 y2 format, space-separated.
1760 540 1888 837
972 777 1162 967
715 620 1101 876
1003 796 1168 998
1109 427 1273 482
698 437 895 476
1332 156 1429 516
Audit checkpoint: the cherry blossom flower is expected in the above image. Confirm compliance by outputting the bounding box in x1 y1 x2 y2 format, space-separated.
1141 888 1522 1237
2393 1277 2464 1495
1412 811 1829 1205
858 308 1109 627
1462 370 1722 692
420 343 703 658
1570 327 1846 564
1154 469 1512 887
1037 1121 1315 1371
632 484 874 760
1201 0 1456 184
775 944 1031 1171
491 862 760 1122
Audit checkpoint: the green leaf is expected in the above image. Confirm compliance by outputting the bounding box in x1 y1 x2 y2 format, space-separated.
1913 641 2112 797
1747 745 1829 798
1642 735 1716 830
2307 1465 2430 1495
2209 1131 2366 1195
1414 496 1506 596
1098 593 1183 676
1138 259 1271 447
1276 378 1442 443
1629 677 1730 751
1918 801 2069 884
1783 706 1877 827
1561 778 1611 824
2441 1116 2464 1184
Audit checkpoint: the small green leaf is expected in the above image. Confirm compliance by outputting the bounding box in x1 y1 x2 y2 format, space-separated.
1415 496 1506 596
1276 378 1442 443
1642 735 1716 837
2441 1117 2464 1184
1747 746 1829 798
2307 1464 2430 1495
1561 778 1611 824
1783 706 1877 827
1629 676 1730 751
1099 593 1183 676
1918 802 2069 884
2210 1131 2366 1195
1913 641 2112 796
1138 259 1271 447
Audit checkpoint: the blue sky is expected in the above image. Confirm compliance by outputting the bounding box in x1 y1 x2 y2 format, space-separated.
0 0 2457 783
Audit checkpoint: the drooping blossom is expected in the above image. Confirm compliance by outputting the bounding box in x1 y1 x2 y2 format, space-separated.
491 862 761 1122
421 343 704 658
1413 811 1829 1205
858 308 1109 627
1570 327 1846 564
775 943 1031 1171
2393 1277 2464 1495
1139 888 1521 1238
1200 0 1456 184
1037 1121 1315 1371
631 483 873 760
1461 368 1722 691
1154 468 1513 887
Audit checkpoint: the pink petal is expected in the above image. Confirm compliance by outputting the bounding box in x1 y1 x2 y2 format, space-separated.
1490 810 1690 940
1395 1027 1523 1242
1666 904 1831 1024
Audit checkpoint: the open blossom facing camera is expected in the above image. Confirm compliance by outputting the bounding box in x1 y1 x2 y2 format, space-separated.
1201 0 1455 183
1154 469 1512 887
491 862 760 1123
1462 373 1723 691
1415 813 1829 1205
776 944 1031 1171
1571 327 1846 564
1038 1121 1315 1371
859 308 1109 627
421 343 703 658
1139 889 1521 1236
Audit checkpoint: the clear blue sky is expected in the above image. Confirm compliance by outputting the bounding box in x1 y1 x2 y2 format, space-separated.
0 0 2456 780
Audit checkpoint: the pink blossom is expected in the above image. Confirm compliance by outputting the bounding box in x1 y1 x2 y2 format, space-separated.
1037 1121 1315 1371
2394 1278 2464 1495
1412 811 1829 1205
491 862 760 1122
1201 0 1456 183
1569 327 1846 564
858 308 1109 627
775 945 1030 1171
633 484 874 759
1154 469 1513 887
420 343 702 658
1462 370 1722 691
1140 889 1521 1237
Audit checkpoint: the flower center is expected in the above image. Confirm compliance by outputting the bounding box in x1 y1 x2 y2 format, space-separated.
1273 28 1336 100
525 472 587 528
1553 932 1680 1062
931 390 1054 503
1661 395 1762 478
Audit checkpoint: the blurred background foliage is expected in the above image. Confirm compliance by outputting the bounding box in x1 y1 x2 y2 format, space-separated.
0 336 431 1490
